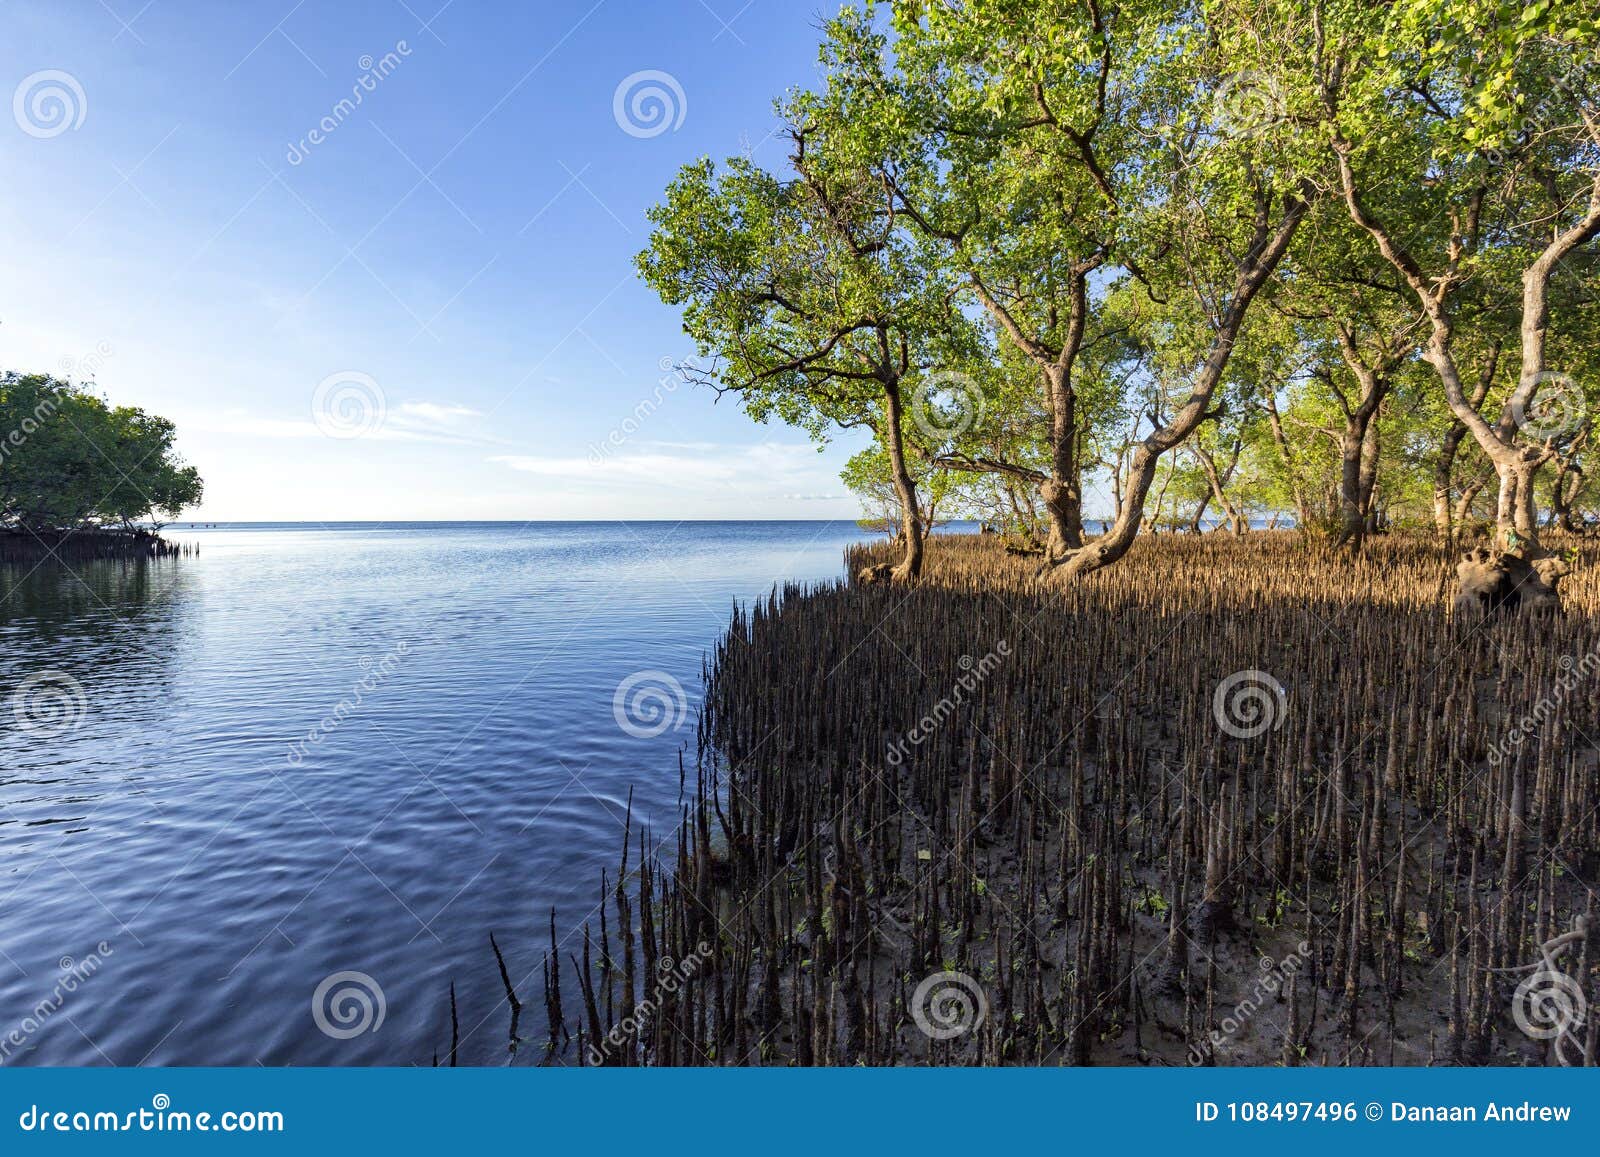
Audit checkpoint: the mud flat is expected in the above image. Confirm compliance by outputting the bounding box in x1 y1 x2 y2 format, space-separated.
498 533 1599 1067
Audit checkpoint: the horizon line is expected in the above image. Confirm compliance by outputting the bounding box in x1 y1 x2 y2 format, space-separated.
155 517 920 526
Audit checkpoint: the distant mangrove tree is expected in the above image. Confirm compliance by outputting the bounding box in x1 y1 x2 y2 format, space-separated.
0 371 202 541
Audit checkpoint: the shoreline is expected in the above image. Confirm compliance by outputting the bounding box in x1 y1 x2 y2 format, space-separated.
501 532 1600 1067
0 528 189 565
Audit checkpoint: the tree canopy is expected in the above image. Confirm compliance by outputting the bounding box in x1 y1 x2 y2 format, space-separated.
0 372 202 534
638 0 1600 577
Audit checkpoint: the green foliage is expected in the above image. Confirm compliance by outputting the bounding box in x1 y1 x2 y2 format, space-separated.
0 373 202 532
634 1 1600 541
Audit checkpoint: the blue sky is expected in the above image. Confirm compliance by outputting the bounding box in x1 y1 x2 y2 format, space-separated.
1 0 872 520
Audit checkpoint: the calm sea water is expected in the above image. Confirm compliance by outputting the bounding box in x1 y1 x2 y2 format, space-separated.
0 521 880 1066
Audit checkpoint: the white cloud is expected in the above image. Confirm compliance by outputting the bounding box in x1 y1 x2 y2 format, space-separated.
184 398 495 444
491 440 831 494
393 401 481 426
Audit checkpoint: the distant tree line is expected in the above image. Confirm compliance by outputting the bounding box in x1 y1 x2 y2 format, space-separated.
637 0 1600 580
0 372 202 537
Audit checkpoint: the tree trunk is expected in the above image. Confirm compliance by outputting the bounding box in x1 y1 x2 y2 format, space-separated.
1551 458 1585 533
1148 455 1178 533
1108 447 1126 514
1333 141 1600 558
1489 459 1544 553
1454 477 1487 533
967 273 1095 562
882 383 923 581
1262 394 1313 529
1510 461 1540 550
1040 479 1083 555
1357 417 1380 534
1040 482 1081 557
1420 332 1544 554
1434 343 1501 543
1056 185 1311 581
1327 329 1394 552
1433 424 1468 542
1040 364 1085 557
1194 441 1245 535
1359 431 1379 515
1333 417 1368 549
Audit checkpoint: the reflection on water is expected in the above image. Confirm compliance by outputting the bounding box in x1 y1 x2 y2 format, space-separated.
0 521 873 1065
